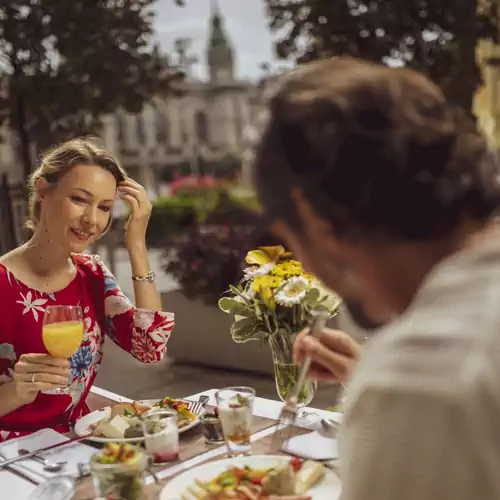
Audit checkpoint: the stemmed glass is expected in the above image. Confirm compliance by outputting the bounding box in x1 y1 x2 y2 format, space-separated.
41 305 84 395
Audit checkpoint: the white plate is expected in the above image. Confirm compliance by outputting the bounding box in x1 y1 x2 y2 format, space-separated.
159 454 341 500
74 399 201 443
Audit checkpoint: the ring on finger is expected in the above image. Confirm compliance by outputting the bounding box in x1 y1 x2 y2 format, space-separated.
31 373 37 384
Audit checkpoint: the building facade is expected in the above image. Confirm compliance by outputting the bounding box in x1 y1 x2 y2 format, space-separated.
100 3 259 196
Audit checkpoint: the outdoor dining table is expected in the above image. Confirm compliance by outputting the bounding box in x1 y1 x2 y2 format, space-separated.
1 386 341 499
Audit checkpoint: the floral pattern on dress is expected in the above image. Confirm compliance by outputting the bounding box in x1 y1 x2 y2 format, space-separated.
16 291 47 322
70 345 93 380
85 255 175 364
0 253 175 443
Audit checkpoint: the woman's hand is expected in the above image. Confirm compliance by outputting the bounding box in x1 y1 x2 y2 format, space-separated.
12 354 70 405
293 328 362 383
118 178 152 251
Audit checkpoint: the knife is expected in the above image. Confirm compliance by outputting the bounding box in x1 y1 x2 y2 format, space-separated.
0 434 91 469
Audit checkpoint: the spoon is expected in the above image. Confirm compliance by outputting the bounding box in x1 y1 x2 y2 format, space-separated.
18 448 67 473
320 418 339 430
319 418 339 439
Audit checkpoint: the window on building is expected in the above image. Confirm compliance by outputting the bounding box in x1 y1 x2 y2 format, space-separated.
155 110 169 145
117 113 126 147
136 115 146 145
195 110 208 144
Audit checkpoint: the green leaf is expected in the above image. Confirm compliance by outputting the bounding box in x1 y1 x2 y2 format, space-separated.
304 288 320 306
312 305 330 315
218 297 252 316
231 318 262 343
265 0 491 112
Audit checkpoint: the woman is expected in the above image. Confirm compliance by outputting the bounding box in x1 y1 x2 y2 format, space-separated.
0 137 175 442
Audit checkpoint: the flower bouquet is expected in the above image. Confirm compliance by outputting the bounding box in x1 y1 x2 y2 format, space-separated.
218 246 341 406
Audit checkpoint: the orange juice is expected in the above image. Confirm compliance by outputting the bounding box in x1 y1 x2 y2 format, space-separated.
43 320 84 358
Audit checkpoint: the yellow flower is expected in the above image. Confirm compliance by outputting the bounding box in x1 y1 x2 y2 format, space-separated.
251 275 283 310
245 245 293 266
272 260 304 278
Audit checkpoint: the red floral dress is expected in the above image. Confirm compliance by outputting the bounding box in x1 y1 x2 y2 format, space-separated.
0 253 175 442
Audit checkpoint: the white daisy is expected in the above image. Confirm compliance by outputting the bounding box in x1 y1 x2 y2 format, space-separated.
243 262 276 280
275 276 309 307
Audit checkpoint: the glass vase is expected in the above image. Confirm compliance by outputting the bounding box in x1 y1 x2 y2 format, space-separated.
268 332 317 408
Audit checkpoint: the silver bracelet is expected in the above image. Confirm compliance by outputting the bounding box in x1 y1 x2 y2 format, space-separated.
132 271 156 283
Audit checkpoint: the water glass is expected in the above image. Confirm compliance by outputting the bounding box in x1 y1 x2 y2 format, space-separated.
215 386 255 456
141 409 179 463
90 451 147 500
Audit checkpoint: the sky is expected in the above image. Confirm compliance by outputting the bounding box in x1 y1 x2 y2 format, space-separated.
153 0 289 81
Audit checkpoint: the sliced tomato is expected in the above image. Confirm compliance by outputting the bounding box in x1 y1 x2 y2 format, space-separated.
289 456 303 472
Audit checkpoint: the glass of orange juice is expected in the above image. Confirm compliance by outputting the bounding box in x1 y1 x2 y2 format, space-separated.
42 305 84 395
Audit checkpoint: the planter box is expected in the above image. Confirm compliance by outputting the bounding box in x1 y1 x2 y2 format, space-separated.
162 291 353 376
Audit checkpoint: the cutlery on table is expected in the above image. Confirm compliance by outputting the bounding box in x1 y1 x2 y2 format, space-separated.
18 448 66 473
270 312 328 451
189 395 209 415
320 418 339 438
0 434 90 470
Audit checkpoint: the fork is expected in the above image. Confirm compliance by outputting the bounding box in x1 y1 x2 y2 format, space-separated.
188 395 209 415
270 311 328 451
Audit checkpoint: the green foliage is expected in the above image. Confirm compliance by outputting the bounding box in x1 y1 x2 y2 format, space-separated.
219 278 341 344
147 188 260 247
0 0 183 177
264 0 499 111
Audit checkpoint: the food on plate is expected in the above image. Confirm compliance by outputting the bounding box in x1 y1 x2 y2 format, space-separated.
90 442 146 500
110 401 151 419
89 397 197 439
179 458 325 499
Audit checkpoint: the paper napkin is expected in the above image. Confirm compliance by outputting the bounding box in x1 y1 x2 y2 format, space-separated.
282 430 339 461
0 429 96 484
0 469 37 497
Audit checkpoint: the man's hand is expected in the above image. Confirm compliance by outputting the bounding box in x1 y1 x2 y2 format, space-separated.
293 328 362 382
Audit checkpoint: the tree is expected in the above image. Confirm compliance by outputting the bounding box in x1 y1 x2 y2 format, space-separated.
0 0 183 180
264 0 499 112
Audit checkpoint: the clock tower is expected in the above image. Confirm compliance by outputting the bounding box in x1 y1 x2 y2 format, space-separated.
206 0 234 84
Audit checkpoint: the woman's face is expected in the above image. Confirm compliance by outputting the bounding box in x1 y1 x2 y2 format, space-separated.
37 164 117 253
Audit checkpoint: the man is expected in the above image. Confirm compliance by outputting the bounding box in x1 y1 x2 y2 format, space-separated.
253 57 500 499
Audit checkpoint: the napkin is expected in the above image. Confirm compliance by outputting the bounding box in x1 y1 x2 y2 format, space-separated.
0 429 97 484
282 430 339 461
0 469 37 497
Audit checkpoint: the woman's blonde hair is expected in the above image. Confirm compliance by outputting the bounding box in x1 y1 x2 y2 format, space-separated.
26 137 127 230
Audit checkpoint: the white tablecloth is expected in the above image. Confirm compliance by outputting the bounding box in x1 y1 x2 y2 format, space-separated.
5 387 341 498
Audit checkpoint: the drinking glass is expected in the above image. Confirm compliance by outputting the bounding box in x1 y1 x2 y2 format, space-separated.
42 305 84 395
215 386 255 456
141 409 180 463
90 450 147 500
273 360 317 408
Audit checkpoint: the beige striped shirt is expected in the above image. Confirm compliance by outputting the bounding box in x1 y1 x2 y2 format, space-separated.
339 235 500 500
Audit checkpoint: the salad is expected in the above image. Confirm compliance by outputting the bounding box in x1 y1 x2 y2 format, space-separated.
180 457 325 500
91 397 197 439
90 442 146 500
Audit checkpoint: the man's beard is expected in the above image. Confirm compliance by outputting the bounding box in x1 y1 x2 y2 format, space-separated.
342 299 386 331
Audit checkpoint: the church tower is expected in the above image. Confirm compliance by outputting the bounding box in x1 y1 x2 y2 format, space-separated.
206 0 234 84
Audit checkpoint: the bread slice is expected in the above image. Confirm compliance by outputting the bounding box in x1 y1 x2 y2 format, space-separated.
109 402 136 419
